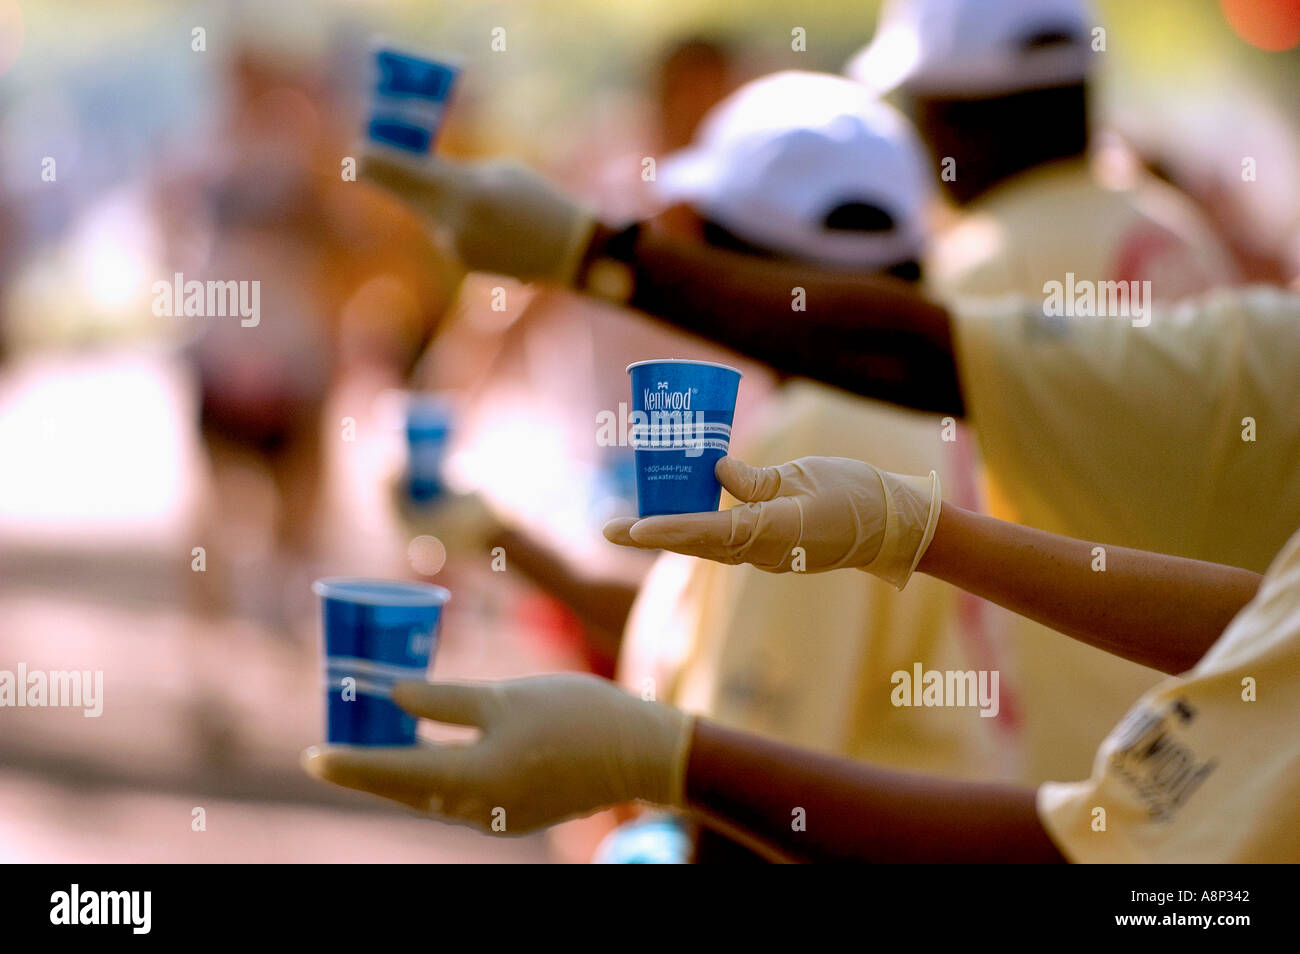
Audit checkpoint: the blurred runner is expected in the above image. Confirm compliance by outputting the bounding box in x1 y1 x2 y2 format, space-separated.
165 48 451 633
157 46 453 764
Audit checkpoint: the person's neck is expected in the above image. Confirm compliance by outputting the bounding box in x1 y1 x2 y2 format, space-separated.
944 143 1087 206
913 82 1091 208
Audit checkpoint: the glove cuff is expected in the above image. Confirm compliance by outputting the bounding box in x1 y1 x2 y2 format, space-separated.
861 469 942 590
665 711 696 809
629 703 696 809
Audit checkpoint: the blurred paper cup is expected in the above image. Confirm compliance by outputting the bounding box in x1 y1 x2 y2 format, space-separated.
314 578 451 745
626 359 742 517
366 44 460 155
404 393 455 506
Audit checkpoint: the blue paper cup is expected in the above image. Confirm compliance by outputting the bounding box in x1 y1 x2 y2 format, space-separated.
626 359 742 517
366 45 460 155
404 394 454 506
314 578 451 746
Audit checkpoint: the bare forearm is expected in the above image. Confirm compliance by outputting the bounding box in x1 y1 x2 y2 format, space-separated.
917 504 1263 675
614 228 965 415
684 721 1064 863
487 527 637 656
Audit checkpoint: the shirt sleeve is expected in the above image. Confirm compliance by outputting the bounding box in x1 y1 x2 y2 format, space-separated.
950 286 1300 569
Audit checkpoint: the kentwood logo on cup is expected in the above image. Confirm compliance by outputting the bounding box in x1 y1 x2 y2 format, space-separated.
152 272 261 327
1042 272 1152 327
891 662 999 718
643 380 694 411
50 885 151 935
0 664 103 717
594 384 730 459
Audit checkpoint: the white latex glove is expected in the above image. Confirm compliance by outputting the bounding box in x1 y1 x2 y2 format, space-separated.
391 485 504 556
603 456 941 588
361 150 596 284
301 675 694 834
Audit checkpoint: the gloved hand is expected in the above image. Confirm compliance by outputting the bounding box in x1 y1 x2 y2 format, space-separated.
391 485 504 556
603 456 941 588
301 674 694 834
362 150 596 284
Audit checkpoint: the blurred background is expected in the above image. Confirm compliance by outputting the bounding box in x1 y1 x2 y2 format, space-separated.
1 0 1298 863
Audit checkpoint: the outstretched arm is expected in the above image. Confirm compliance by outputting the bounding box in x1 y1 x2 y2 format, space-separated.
606 457 1264 675
361 153 964 415
605 225 964 415
686 721 1063 863
486 525 638 660
303 674 1065 862
394 489 638 659
916 503 1262 675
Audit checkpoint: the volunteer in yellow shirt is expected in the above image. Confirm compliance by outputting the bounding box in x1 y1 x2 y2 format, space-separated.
845 0 1241 782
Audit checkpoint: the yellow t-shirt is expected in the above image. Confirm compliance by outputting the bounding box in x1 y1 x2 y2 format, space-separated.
619 380 1013 780
930 157 1244 784
1038 525 1300 863
955 286 1300 570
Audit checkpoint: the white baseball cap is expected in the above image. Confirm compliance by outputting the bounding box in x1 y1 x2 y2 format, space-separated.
846 0 1096 97
655 71 932 271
